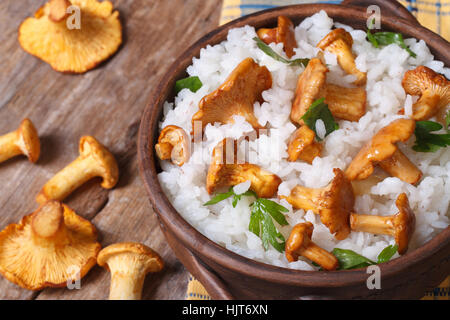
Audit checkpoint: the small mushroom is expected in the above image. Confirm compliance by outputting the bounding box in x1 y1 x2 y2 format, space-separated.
192 57 272 132
345 119 422 185
291 58 366 125
281 168 354 240
0 118 40 164
18 0 122 73
285 222 339 270
155 125 190 166
317 28 367 86
36 136 119 204
287 125 322 164
207 138 282 198
257 15 297 58
97 242 164 300
350 193 416 254
0 201 101 290
402 66 450 122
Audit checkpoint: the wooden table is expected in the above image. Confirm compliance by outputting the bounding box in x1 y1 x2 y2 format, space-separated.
0 0 222 300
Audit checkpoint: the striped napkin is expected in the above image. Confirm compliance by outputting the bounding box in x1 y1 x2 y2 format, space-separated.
186 0 450 300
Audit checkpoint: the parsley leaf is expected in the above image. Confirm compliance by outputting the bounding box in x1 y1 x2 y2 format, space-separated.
413 120 450 152
253 37 309 67
175 76 203 94
377 244 398 264
204 186 289 252
301 98 339 141
332 245 398 270
366 28 416 58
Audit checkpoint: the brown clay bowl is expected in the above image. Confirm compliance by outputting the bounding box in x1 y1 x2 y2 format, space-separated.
138 0 450 299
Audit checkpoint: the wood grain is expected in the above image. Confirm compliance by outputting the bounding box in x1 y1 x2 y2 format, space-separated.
0 0 222 300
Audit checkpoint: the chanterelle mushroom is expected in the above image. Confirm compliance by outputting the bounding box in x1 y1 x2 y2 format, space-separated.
97 242 164 300
345 119 423 185
155 125 190 166
0 201 100 290
317 28 367 86
287 125 322 164
36 136 119 204
285 222 339 270
291 58 366 125
0 118 40 164
257 15 297 58
281 168 354 240
207 138 282 198
402 66 450 122
350 193 416 254
18 0 122 73
192 57 272 132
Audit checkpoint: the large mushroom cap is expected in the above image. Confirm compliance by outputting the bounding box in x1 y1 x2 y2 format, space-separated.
392 193 416 254
79 136 119 189
345 118 416 181
402 66 450 121
317 168 354 240
18 0 122 73
17 118 41 163
0 201 101 290
97 242 164 274
192 57 272 132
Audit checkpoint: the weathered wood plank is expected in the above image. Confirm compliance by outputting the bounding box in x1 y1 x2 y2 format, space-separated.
0 0 222 300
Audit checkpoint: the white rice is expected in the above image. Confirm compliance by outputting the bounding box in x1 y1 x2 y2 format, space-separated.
157 11 450 269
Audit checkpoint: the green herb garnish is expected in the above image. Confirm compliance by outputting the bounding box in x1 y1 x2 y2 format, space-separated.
366 22 417 58
413 120 450 152
204 187 289 252
445 110 450 133
253 37 309 67
301 98 339 141
175 76 203 94
332 245 398 270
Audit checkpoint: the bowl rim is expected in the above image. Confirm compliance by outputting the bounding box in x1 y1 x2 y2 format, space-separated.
138 3 450 289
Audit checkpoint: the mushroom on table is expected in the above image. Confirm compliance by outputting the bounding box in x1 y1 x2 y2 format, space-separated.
155 125 190 166
281 168 354 240
36 136 119 204
191 57 272 132
207 138 282 198
285 222 339 271
317 28 367 86
345 118 423 185
402 66 449 123
350 193 416 254
18 0 122 73
97 242 164 300
0 201 101 290
0 118 40 164
257 15 297 58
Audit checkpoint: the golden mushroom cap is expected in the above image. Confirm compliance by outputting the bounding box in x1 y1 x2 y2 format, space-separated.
17 118 41 163
97 242 164 274
18 0 122 73
393 193 416 254
317 28 354 50
79 136 119 189
0 201 101 290
257 16 297 58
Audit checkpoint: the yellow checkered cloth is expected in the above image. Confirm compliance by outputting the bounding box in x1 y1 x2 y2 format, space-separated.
186 0 450 300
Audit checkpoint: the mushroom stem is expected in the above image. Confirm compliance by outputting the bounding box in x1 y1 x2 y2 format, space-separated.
108 259 147 300
0 131 22 163
350 213 394 236
283 186 321 213
49 0 71 23
37 155 103 203
298 241 339 271
378 149 422 185
31 201 69 245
